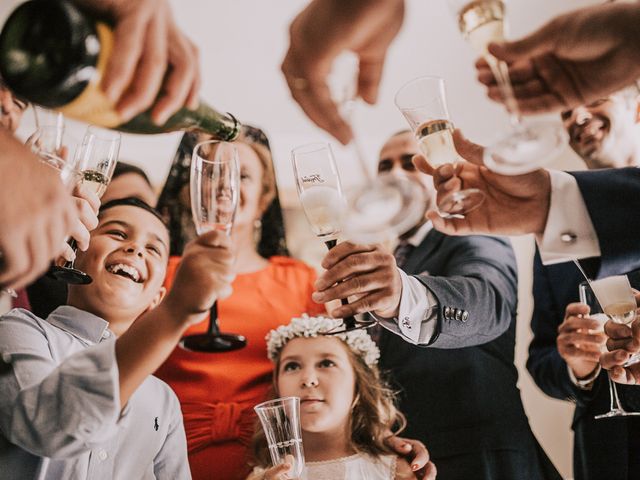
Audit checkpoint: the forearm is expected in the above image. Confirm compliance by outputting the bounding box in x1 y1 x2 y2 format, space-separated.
417 271 515 348
115 300 205 406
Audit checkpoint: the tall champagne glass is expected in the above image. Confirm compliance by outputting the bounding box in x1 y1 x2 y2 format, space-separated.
292 142 375 335
48 125 120 284
590 275 640 368
328 52 427 242
180 140 246 353
395 76 485 216
579 281 640 419
446 0 566 175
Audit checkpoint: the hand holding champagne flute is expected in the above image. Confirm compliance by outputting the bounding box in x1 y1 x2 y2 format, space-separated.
446 0 566 175
395 76 485 217
49 125 120 284
291 143 375 335
180 140 246 353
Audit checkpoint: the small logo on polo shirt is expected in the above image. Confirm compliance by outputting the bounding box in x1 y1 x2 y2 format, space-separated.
154 417 159 431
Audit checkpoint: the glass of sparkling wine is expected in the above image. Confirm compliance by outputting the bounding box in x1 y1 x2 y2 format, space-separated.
446 0 566 175
590 275 640 368
291 143 375 334
180 140 247 353
394 76 485 216
327 52 428 242
254 397 305 479
48 125 121 285
580 281 640 418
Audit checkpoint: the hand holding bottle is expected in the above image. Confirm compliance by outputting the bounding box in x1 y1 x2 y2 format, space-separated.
73 0 200 124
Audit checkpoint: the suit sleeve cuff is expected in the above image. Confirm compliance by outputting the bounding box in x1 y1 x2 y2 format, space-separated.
373 269 438 345
568 363 601 390
537 170 601 265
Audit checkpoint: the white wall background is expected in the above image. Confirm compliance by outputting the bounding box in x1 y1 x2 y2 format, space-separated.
6 0 616 477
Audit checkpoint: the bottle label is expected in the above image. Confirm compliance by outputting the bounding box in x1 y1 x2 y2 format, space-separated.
58 22 123 127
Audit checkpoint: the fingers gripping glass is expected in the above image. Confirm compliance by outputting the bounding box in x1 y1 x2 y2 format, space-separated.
579 280 640 419
590 275 640 368
180 140 246 353
291 143 375 335
395 76 485 217
446 0 566 175
49 126 120 284
1 119 76 298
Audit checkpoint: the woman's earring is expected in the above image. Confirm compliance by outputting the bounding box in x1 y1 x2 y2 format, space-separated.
253 218 263 244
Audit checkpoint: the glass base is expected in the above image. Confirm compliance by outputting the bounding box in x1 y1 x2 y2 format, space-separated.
484 121 567 176
322 319 377 336
342 174 427 243
438 188 485 217
179 333 247 353
595 409 640 419
48 266 93 285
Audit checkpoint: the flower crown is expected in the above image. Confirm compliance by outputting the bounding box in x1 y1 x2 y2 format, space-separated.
266 315 380 367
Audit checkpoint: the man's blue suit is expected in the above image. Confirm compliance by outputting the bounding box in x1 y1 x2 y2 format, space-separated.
571 167 640 277
379 230 560 480
529 250 640 480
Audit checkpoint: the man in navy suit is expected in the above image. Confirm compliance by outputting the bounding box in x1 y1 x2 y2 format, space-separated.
529 92 640 480
312 131 560 479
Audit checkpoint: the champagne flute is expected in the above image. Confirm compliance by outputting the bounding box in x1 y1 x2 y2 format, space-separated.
254 397 305 478
579 281 640 419
327 52 428 242
589 275 640 368
446 0 566 175
395 76 485 216
291 142 375 335
180 140 246 353
48 125 120 284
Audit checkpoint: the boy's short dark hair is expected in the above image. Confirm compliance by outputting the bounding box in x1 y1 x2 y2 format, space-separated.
112 162 152 187
99 197 168 231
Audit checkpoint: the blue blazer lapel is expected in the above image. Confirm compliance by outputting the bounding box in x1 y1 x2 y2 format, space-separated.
402 229 445 275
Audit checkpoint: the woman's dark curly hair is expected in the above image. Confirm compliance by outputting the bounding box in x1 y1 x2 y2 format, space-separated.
156 125 289 258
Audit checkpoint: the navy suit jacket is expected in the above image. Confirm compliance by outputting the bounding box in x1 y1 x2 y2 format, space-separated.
571 167 640 277
528 249 640 480
380 230 560 480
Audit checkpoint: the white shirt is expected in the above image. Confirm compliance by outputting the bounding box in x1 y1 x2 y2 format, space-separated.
0 306 190 480
537 170 601 264
374 221 439 345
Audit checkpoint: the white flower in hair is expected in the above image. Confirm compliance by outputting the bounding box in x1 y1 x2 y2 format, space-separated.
266 314 380 367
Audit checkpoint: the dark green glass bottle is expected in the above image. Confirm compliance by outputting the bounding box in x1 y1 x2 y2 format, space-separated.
0 0 240 141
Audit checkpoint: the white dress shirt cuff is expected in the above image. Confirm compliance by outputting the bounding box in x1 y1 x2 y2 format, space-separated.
537 170 601 265
373 268 438 345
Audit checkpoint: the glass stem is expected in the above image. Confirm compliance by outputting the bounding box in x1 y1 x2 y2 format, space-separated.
62 238 79 269
341 99 374 186
485 55 522 128
610 375 626 412
207 303 221 336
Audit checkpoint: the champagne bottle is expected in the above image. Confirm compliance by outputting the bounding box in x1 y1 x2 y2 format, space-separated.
0 0 240 141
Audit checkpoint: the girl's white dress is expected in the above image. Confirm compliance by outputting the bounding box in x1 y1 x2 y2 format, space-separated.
303 453 396 479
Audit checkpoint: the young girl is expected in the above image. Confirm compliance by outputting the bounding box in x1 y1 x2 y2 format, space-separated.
249 315 415 480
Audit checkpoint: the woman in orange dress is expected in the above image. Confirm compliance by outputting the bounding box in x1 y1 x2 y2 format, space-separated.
154 126 324 480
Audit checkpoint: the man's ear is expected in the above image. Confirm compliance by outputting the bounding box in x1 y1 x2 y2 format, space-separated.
146 286 167 312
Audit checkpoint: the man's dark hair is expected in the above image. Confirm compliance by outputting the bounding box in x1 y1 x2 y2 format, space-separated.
99 197 167 230
112 162 152 187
